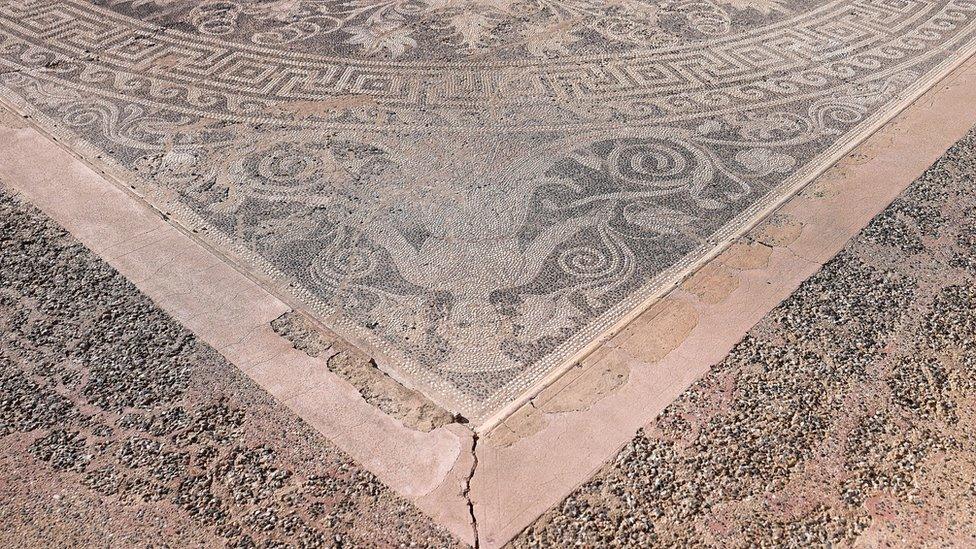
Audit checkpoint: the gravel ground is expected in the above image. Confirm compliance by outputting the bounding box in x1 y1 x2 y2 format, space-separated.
0 191 460 547
514 129 976 547
2 128 976 548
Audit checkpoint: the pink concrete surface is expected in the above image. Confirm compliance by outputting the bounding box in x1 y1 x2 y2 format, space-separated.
1 51 975 547
0 126 476 546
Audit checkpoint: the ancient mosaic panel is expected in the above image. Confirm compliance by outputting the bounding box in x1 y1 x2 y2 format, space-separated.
1 0 975 421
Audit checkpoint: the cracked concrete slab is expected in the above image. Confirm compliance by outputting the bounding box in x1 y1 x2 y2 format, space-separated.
0 189 462 547
0 124 478 545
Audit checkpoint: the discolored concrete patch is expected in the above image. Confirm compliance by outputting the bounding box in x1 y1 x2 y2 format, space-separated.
272 311 457 432
680 242 774 305
752 213 805 248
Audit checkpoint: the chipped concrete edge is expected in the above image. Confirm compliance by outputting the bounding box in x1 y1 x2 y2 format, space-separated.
271 310 458 432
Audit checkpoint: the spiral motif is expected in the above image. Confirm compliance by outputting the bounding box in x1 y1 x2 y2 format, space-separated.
606 137 705 190
61 106 104 128
229 141 337 199
591 17 670 47
190 2 241 36
310 234 378 285
682 1 732 35
557 244 618 279
253 19 341 46
257 146 320 183
814 103 865 126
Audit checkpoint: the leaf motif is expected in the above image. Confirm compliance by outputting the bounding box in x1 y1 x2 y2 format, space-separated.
447 12 494 50
343 18 418 58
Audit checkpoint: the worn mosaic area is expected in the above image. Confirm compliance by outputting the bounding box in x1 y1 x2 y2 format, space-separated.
1 0 976 421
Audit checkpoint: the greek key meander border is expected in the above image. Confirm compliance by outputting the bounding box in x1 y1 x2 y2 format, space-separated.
3 0 942 110
3 19 976 425
1 0 959 132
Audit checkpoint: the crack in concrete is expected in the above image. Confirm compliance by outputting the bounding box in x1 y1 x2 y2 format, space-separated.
463 431 480 548
745 235 775 250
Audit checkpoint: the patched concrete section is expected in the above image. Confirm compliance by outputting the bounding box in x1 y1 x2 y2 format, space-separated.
614 298 701 365
536 359 630 415
487 351 634 447
753 214 806 248
724 241 774 271
681 241 774 304
272 311 456 432
486 404 551 448
487 296 703 447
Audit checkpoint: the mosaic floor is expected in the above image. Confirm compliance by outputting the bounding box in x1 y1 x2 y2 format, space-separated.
2 0 976 422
